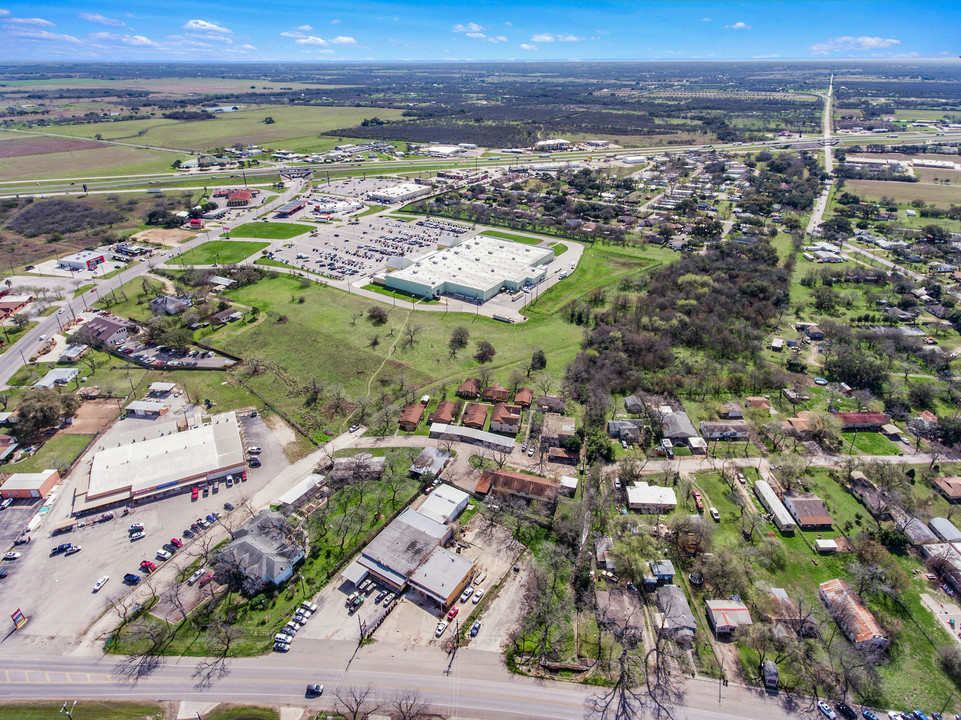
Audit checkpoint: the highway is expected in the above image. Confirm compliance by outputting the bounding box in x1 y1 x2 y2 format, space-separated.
0 646 803 720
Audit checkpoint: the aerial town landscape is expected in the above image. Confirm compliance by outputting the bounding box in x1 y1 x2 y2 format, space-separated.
1 2 961 720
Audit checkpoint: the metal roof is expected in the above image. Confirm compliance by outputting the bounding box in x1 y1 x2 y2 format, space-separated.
408 546 474 603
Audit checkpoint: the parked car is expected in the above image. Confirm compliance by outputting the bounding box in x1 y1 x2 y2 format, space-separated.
128 523 144 533
470 620 481 637
301 601 318 613
306 684 324 697
3 552 21 561
13 536 30 546
130 531 145 541
346 591 360 606
472 588 485 604
156 549 172 561
375 590 387 604
223 503 235 511
51 543 73 555
64 545 82 556
710 507 720 521
460 586 475 603
123 573 141 584
383 593 395 607
274 633 294 644
198 573 213 587
170 538 183 548
435 621 448 637
187 569 205 585
92 575 109 592
247 446 262 455
837 703 857 720
349 424 360 433
140 560 157 572
273 642 290 653
248 457 262 468
447 606 459 621
183 529 195 538
861 712 879 720
818 702 837 719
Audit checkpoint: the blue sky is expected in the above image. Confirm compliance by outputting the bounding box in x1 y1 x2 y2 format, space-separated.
0 1 958 62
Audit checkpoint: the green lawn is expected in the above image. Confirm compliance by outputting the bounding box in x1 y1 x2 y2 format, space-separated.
74 283 95 298
0 702 163 720
481 230 549 246
227 222 314 240
841 430 903 456
361 283 440 304
176 241 270 266
203 706 279 720
4 433 95 473
351 204 387 218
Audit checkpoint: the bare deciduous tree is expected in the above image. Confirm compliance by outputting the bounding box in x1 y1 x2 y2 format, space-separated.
388 688 430 720
333 684 382 720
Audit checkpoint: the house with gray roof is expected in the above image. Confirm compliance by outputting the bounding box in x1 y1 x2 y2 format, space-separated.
655 585 696 648
930 517 961 543
216 510 304 593
661 411 697 444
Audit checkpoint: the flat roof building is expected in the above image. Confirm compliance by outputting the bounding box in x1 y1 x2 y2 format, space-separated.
417 483 470 524
0 468 59 499
626 482 677 514
705 599 753 635
754 480 796 533
368 182 432 205
59 250 105 271
782 492 833 529
428 423 514 452
408 546 474 607
384 235 554 302
75 412 245 513
930 517 961 543
409 446 451 478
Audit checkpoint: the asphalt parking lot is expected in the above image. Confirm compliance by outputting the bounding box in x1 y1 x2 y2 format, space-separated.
0 412 287 649
118 340 233 370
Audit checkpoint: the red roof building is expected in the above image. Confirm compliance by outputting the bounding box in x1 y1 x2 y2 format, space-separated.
227 190 252 206
475 469 559 501
514 388 533 407
819 578 889 651
831 412 889 431
482 383 510 402
428 401 456 425
398 403 425 431
456 378 481 398
463 404 488 430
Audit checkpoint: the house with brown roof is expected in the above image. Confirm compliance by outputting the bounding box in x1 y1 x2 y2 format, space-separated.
745 396 772 411
456 378 481 398
398 403 426 431
536 395 566 413
720 402 744 419
514 388 533 407
917 410 939 431
548 447 579 465
782 410 815 438
831 411 889 431
934 477 961 504
463 403 488 430
475 468 559 502
428 400 457 425
482 383 510 402
490 403 522 435
85 316 138 346
819 578 889 651
227 189 252 206
699 420 750 440
782 492 833 529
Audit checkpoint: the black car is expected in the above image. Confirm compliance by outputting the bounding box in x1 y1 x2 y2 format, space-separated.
306 684 324 697
183 529 194 538
123 573 141 584
836 702 857 720
51 543 73 555
248 457 262 468
224 503 235 511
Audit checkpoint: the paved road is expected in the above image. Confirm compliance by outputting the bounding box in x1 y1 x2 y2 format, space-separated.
806 76 834 237
0 647 804 720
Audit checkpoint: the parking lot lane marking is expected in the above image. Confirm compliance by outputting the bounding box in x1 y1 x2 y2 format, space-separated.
3 670 26 684
46 672 70 684
0 670 9 683
66 673 93 683
26 671 46 683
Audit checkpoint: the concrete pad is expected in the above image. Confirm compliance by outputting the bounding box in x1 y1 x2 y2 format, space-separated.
177 700 218 719
279 707 306 720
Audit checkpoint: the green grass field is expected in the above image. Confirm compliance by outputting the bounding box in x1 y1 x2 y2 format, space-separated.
843 179 961 208
841 430 903 456
0 701 163 720
228 222 314 240
176 240 270 265
202 705 279 720
481 230 549 246
4 433 95 473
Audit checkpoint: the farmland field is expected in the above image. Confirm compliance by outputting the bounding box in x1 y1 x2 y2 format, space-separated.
31 106 407 153
175 240 270 265
843 179 961 207
228 222 314 240
912 167 961 184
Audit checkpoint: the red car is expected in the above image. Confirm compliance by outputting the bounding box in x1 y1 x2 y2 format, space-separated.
198 573 214 587
169 538 183 548
140 560 157 572
446 606 458 621
191 487 199 501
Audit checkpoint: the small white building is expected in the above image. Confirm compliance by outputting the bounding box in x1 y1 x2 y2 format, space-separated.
626 482 677 514
417 483 469 524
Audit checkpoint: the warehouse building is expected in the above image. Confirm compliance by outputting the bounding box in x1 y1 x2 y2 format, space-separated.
58 250 106 271
754 480 796 533
73 412 246 514
368 182 432 204
383 235 554 302
0 468 59 499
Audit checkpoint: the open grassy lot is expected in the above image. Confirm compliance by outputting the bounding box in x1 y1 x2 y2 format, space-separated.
203 706 279 720
176 240 270 266
228 222 314 240
0 701 163 720
481 230 549 246
4 433 95 473
843 179 961 208
841 430 903 456
37 106 407 153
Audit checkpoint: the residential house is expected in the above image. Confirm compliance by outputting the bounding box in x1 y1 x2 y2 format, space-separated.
513 388 533 407
720 402 744 419
398 403 426 431
463 404 489 430
541 413 576 448
754 481 796 533
626 482 677 514
929 517 961 543
745 397 772 411
661 411 698 445
330 453 386 483
428 401 456 425
902 517 939 545
831 412 889 431
705 599 753 636
456 378 481 398
917 411 939 432
595 537 615 571
490 403 522 435
782 492 833 529
934 477 961 504
782 410 815 439
547 447 579 465
805 325 825 340
409 447 450 478
212 308 243 324
216 510 305 592
649 559 675 583
607 419 644 444
482 383 510 402
656 585 697 648
819 578 889 651
699 420 750 440
536 395 566 413
475 468 560 502
624 395 645 413
149 295 189 316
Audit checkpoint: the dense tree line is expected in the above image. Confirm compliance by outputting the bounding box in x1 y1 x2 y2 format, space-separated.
6 198 123 237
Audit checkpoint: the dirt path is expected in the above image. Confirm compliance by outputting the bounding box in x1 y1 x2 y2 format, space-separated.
264 413 297 447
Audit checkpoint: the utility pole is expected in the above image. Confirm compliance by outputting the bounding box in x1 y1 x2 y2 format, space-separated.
60 701 76 719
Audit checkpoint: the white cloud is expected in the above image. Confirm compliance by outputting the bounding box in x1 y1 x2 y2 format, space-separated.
280 31 305 38
0 10 9 17
809 35 900 54
8 29 81 43
122 34 158 47
330 35 356 45
182 19 231 34
724 21 751 30
295 24 312 31
520 43 537 51
753 54 779 59
89 31 119 40
466 32 486 38
239 43 256 50
556 34 582 42
489 35 507 43
453 22 484 33
6 17 55 27
331 19 341 24
701 17 711 22
531 33 555 42
296 35 328 45
79 12 124 27
504 21 512 26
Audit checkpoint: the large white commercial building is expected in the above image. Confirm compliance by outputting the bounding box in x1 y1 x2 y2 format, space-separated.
383 235 554 302
368 182 432 204
74 412 246 513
